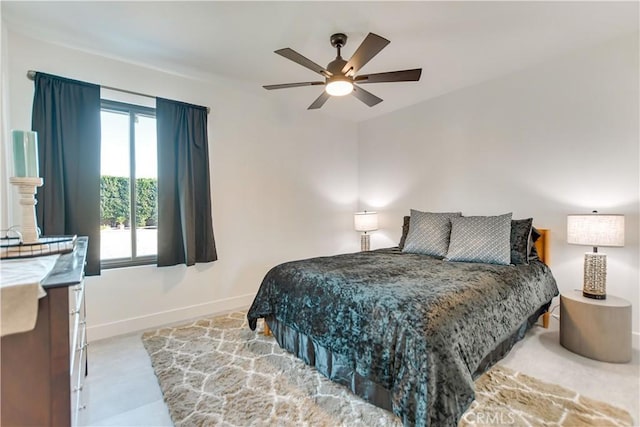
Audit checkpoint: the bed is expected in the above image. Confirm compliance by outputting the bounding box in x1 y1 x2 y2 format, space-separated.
247 214 558 426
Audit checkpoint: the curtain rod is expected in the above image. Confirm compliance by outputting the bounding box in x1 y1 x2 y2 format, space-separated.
26 70 210 114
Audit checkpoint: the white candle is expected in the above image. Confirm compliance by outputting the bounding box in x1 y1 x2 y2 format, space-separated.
12 130 39 177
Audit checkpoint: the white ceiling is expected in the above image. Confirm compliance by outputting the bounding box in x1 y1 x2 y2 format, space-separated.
2 1 638 122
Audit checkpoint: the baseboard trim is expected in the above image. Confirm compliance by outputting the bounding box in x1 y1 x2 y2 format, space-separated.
86 293 256 342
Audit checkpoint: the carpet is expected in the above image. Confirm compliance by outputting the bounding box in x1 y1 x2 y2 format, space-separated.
142 312 633 427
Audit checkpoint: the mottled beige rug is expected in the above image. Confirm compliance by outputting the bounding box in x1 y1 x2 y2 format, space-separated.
142 312 633 427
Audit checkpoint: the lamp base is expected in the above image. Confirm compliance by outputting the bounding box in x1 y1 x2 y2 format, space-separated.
583 252 607 300
582 291 607 300
9 177 43 244
360 233 370 252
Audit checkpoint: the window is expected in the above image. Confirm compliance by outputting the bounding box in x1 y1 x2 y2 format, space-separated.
100 100 157 268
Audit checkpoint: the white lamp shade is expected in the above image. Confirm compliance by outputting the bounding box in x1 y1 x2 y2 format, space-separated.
567 214 624 247
354 211 378 232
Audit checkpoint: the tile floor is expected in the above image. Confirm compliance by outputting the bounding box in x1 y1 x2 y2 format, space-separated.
79 311 639 426
79 332 173 426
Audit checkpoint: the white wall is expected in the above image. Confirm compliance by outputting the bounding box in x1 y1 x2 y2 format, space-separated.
3 31 360 340
1 12 12 231
358 33 640 342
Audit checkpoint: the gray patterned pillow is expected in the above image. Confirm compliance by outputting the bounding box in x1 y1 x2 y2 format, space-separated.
402 210 462 257
446 213 513 265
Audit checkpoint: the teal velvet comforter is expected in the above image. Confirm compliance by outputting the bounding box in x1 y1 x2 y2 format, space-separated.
247 248 558 426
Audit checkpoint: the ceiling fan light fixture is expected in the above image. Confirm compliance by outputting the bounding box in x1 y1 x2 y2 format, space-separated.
325 78 353 96
264 32 421 109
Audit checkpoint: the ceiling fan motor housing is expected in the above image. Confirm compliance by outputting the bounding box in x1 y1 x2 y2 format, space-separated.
327 57 348 76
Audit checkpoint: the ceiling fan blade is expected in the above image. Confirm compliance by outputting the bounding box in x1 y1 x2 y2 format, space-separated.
308 91 331 110
263 82 325 90
275 48 330 77
355 68 422 84
342 33 390 76
352 85 383 107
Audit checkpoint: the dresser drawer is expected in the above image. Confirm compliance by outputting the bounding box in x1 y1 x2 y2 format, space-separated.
69 281 85 372
70 320 87 426
70 281 84 314
69 278 86 426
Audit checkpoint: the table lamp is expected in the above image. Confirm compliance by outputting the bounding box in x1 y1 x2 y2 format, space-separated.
567 211 625 299
354 211 378 252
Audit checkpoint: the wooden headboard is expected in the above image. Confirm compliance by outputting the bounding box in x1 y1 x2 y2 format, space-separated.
535 228 549 265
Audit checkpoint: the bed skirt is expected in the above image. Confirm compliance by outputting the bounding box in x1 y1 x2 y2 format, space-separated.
264 300 552 421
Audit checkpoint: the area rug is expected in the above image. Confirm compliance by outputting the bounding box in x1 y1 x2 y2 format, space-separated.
142 312 633 427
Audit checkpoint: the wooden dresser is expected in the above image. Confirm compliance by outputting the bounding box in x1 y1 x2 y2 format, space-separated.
1 236 88 426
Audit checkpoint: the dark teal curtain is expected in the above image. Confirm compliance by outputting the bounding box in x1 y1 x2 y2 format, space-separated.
32 72 101 275
156 97 217 266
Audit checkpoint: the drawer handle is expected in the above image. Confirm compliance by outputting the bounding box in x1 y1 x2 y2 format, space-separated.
74 287 82 292
76 343 88 352
79 404 87 411
73 385 83 392
70 309 79 315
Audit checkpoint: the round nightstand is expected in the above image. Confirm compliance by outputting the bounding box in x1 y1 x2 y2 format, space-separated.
560 290 631 363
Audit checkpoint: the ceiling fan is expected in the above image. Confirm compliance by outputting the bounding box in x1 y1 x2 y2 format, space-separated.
263 32 422 110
